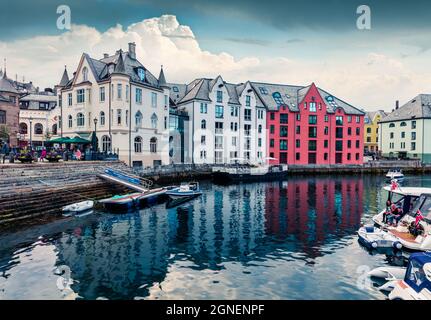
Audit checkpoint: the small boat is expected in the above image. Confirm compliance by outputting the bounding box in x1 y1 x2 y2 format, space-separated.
99 193 142 212
368 265 407 293
388 252 431 300
62 200 94 213
386 169 404 181
165 182 202 200
212 164 288 184
358 225 403 249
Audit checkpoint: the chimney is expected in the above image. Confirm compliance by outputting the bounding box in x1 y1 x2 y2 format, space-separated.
103 53 109 59
128 42 136 60
395 100 399 109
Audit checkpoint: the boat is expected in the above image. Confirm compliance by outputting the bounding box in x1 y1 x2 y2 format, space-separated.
165 182 202 200
212 164 288 184
358 225 402 250
368 265 407 292
99 193 142 211
372 185 431 251
386 169 404 181
388 252 431 300
62 200 94 213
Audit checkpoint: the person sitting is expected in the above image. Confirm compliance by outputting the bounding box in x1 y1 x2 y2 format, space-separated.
383 200 392 223
74 148 82 161
387 204 402 226
409 210 425 237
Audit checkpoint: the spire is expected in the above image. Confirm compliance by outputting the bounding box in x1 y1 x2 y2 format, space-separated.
113 50 126 74
0 68 3 79
59 65 69 87
3 58 7 79
158 65 168 88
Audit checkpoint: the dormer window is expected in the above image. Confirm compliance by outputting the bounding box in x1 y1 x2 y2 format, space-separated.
259 87 268 95
82 67 88 81
216 90 223 103
137 68 145 82
108 64 115 74
173 86 179 92
272 92 284 107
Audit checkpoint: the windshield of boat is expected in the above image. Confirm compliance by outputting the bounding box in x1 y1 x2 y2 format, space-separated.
405 259 431 292
409 194 431 223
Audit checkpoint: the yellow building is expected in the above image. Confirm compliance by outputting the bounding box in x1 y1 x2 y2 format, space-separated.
364 110 387 154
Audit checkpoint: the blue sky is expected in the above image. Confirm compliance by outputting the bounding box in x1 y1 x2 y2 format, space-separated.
1 0 431 109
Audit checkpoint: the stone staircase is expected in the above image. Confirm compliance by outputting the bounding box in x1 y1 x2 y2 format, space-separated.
0 161 143 226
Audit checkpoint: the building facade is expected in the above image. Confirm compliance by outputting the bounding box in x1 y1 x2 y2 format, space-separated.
364 110 387 154
59 43 170 167
0 72 21 146
379 94 431 163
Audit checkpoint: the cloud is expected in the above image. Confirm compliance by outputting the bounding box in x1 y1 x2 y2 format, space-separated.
224 38 271 46
0 15 430 110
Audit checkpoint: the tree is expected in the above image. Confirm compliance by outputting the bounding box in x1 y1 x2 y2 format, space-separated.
0 125 10 142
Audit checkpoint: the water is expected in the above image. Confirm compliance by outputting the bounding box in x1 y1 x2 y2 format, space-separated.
1 174 431 300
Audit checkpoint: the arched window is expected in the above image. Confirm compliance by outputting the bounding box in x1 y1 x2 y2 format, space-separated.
258 124 262 133
100 111 105 126
77 113 85 127
34 123 43 135
135 111 143 127
19 123 28 134
102 135 111 153
151 113 158 129
52 124 58 135
134 136 142 153
82 67 88 82
68 115 73 128
389 123 395 128
272 92 284 106
201 120 206 129
400 122 407 127
150 137 157 153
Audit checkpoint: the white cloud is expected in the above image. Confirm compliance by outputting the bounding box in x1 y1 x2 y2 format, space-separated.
1 15 430 110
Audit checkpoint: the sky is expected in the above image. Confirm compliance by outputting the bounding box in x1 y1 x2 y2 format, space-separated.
1 0 431 111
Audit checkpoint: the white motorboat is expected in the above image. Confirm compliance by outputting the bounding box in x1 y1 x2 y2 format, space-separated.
368 265 407 292
62 200 94 213
388 253 431 300
166 182 202 200
358 225 402 249
386 169 404 180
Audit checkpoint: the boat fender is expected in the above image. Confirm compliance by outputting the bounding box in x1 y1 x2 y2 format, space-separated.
393 241 402 250
371 241 378 249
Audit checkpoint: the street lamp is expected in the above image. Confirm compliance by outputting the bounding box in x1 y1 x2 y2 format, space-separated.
29 116 33 150
93 117 98 152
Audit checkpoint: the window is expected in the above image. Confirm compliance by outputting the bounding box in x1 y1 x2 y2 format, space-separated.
215 151 223 163
201 120 206 129
308 140 317 151
324 115 329 122
389 123 395 128
117 84 122 100
0 110 5 124
296 114 301 121
324 140 328 148
215 136 223 149
347 127 352 135
126 85 130 101
19 123 27 134
200 150 207 160
150 137 157 153
309 102 316 112
309 115 317 125
400 122 407 127
246 95 251 107
136 88 142 104
412 121 416 129
259 87 268 95
215 105 224 118
200 103 208 114
138 68 145 81
367 127 371 133
324 126 329 135
244 124 251 136
77 89 85 103
272 92 284 106
390 132 394 139
257 109 264 119
258 125 262 133
356 140 360 148
347 116 352 123
230 122 238 131
296 139 300 148
135 111 142 127
270 139 275 148
347 140 352 148
34 123 43 135
324 153 328 160
401 142 406 149
296 126 300 134
280 126 288 137
232 137 237 146
102 136 111 153
52 124 58 135
401 132 405 138
125 110 129 126
100 87 105 102
356 116 360 123
258 138 262 147
412 132 416 140
173 86 179 92
336 127 343 138
356 127 360 136
151 113 158 129
134 136 142 153
280 140 288 150
82 67 88 81
199 135 206 145
164 95 168 106
151 92 157 107
77 113 85 127
244 109 252 121
164 116 167 129
336 116 343 125
117 109 122 125
411 142 416 151
68 115 73 128
230 106 238 117
280 114 288 124
367 137 371 143
309 127 317 138
270 113 275 120
336 140 343 151
270 125 275 134
347 153 351 161
100 111 105 126
216 90 223 103
296 153 300 161
215 122 223 134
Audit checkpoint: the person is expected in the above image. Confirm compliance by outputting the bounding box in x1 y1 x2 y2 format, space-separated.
75 148 82 161
0 141 9 164
387 204 402 226
40 147 47 162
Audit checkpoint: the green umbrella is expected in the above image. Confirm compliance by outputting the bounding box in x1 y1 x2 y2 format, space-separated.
68 136 91 144
47 137 71 144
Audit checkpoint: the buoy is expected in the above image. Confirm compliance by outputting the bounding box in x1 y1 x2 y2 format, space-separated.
371 241 378 248
393 241 402 250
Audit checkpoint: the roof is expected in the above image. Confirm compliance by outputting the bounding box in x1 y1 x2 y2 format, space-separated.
383 186 431 197
380 94 431 122
364 110 388 124
20 93 57 102
158 66 167 87
59 67 69 87
0 94 10 102
0 76 19 94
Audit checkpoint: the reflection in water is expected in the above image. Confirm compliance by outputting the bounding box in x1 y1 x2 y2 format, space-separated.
1 175 430 300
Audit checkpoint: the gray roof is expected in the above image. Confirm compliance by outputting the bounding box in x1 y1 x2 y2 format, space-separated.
0 76 19 94
0 94 9 102
364 110 387 124
158 67 167 87
64 49 162 90
59 67 69 87
20 93 57 102
380 94 431 122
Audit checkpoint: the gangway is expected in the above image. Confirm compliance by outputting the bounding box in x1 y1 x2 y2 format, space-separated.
98 168 150 193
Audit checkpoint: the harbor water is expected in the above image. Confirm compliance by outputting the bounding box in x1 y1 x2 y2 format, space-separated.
1 174 431 300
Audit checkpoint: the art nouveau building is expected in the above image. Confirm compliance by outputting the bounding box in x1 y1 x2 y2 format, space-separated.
364 110 387 154
58 43 170 167
169 77 267 164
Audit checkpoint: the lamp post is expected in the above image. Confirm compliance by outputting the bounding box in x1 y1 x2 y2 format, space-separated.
93 117 98 152
29 117 33 150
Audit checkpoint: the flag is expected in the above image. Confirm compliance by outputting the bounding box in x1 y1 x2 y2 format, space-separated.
415 209 423 226
391 179 399 191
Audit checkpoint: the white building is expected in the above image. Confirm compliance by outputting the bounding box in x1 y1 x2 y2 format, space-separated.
58 43 170 167
169 77 267 165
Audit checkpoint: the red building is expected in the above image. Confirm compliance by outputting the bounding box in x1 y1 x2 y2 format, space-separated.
251 82 364 165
